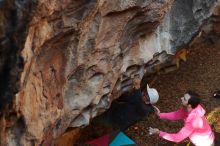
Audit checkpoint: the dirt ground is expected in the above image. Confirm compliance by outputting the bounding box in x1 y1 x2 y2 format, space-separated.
125 35 220 146
76 35 220 146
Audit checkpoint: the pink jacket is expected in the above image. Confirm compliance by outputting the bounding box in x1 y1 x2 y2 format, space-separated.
159 105 214 146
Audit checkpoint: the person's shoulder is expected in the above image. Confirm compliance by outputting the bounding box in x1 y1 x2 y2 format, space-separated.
186 111 198 122
130 89 142 102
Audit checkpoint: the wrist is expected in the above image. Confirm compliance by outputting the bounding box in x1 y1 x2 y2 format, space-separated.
157 130 160 134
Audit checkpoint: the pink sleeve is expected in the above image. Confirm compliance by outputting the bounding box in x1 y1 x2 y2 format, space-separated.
159 108 187 121
159 122 193 143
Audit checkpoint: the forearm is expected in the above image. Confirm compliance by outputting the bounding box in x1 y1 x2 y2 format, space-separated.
159 124 193 143
159 113 178 120
159 108 186 120
159 131 184 143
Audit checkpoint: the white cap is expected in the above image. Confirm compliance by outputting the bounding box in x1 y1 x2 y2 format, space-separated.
147 84 159 104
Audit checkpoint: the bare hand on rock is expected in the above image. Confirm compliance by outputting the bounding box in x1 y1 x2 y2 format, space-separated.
133 76 141 89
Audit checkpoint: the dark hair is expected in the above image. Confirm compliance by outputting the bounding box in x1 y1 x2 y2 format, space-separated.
186 90 201 109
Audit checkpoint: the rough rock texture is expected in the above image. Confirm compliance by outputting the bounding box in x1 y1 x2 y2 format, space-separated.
0 0 218 146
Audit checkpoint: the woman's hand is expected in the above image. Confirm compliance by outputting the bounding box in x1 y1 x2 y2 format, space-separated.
149 127 160 135
153 105 160 116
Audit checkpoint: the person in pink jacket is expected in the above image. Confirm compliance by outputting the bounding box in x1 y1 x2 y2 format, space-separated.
149 91 215 146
